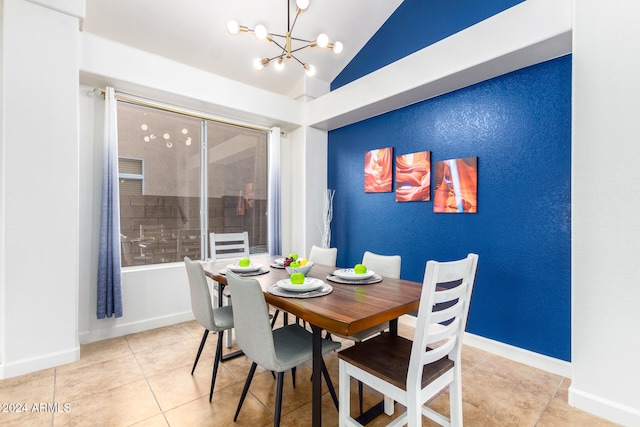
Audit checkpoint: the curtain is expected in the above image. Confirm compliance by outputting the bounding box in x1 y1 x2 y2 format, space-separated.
268 127 281 255
97 87 123 318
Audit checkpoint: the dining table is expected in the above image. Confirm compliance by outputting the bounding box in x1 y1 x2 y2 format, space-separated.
203 254 423 427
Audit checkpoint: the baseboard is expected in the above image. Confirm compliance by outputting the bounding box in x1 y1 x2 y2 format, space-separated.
79 311 195 344
569 385 640 426
1 346 80 379
398 315 572 378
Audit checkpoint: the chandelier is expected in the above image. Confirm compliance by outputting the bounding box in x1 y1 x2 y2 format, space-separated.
226 0 343 77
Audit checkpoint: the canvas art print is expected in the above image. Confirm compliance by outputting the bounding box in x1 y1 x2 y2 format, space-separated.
364 147 393 193
433 156 478 213
396 151 431 202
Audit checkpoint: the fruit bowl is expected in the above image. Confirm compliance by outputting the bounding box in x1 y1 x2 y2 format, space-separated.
285 261 314 276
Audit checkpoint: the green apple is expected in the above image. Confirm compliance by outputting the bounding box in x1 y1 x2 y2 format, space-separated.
288 252 299 261
290 273 305 284
289 261 301 268
238 257 250 267
354 263 367 274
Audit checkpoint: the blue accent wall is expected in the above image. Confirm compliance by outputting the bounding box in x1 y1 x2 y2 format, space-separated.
327 55 572 361
332 0 524 90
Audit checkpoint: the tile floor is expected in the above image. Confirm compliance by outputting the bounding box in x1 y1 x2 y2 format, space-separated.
0 314 619 427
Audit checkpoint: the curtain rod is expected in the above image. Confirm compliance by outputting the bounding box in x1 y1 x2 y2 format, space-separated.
94 88 275 134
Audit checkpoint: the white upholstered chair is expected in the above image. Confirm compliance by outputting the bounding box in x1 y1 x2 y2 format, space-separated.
362 251 401 280
351 251 401 341
338 253 479 427
308 244 338 267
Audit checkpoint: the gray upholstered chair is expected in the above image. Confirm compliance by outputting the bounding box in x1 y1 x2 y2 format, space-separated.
226 271 341 427
183 256 234 402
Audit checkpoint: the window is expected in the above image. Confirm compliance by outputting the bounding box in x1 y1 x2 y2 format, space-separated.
118 157 144 195
117 100 269 266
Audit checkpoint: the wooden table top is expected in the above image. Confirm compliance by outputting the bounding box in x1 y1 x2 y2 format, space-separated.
203 255 423 337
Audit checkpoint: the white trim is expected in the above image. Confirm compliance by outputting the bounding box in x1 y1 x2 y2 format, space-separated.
569 386 640 426
399 315 572 378
308 0 572 130
26 0 85 20
79 311 194 344
1 346 80 379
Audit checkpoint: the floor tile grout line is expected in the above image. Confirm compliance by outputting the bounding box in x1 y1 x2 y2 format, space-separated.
533 377 565 427
51 367 57 427
128 339 168 426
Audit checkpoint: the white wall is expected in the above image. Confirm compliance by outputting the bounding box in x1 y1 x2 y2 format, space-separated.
571 1 640 425
0 0 83 378
279 126 328 259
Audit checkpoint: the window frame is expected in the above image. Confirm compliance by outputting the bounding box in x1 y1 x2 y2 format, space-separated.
115 94 276 267
118 157 145 195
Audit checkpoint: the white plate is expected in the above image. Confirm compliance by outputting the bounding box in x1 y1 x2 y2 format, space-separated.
274 257 286 266
277 278 324 292
226 263 262 273
333 268 376 280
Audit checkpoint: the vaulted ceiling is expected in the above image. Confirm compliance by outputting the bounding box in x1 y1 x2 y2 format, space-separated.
83 0 403 97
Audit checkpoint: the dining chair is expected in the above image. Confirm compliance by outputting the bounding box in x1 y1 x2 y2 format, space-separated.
209 231 250 260
338 253 479 427
308 244 338 267
209 231 250 348
342 251 402 415
330 251 402 346
183 256 235 402
226 271 342 427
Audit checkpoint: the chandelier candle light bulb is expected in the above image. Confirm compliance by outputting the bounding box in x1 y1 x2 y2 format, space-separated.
226 0 342 76
254 24 269 40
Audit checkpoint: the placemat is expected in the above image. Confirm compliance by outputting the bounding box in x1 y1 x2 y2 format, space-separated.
267 283 333 298
218 267 270 277
325 273 383 285
270 263 285 269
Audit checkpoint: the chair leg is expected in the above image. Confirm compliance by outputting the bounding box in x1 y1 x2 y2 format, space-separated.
192 329 209 375
449 366 463 426
234 362 258 421
209 330 223 402
338 360 351 427
274 371 285 427
358 380 364 415
292 366 296 388
322 358 339 410
223 295 233 348
225 328 233 348
271 310 280 328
